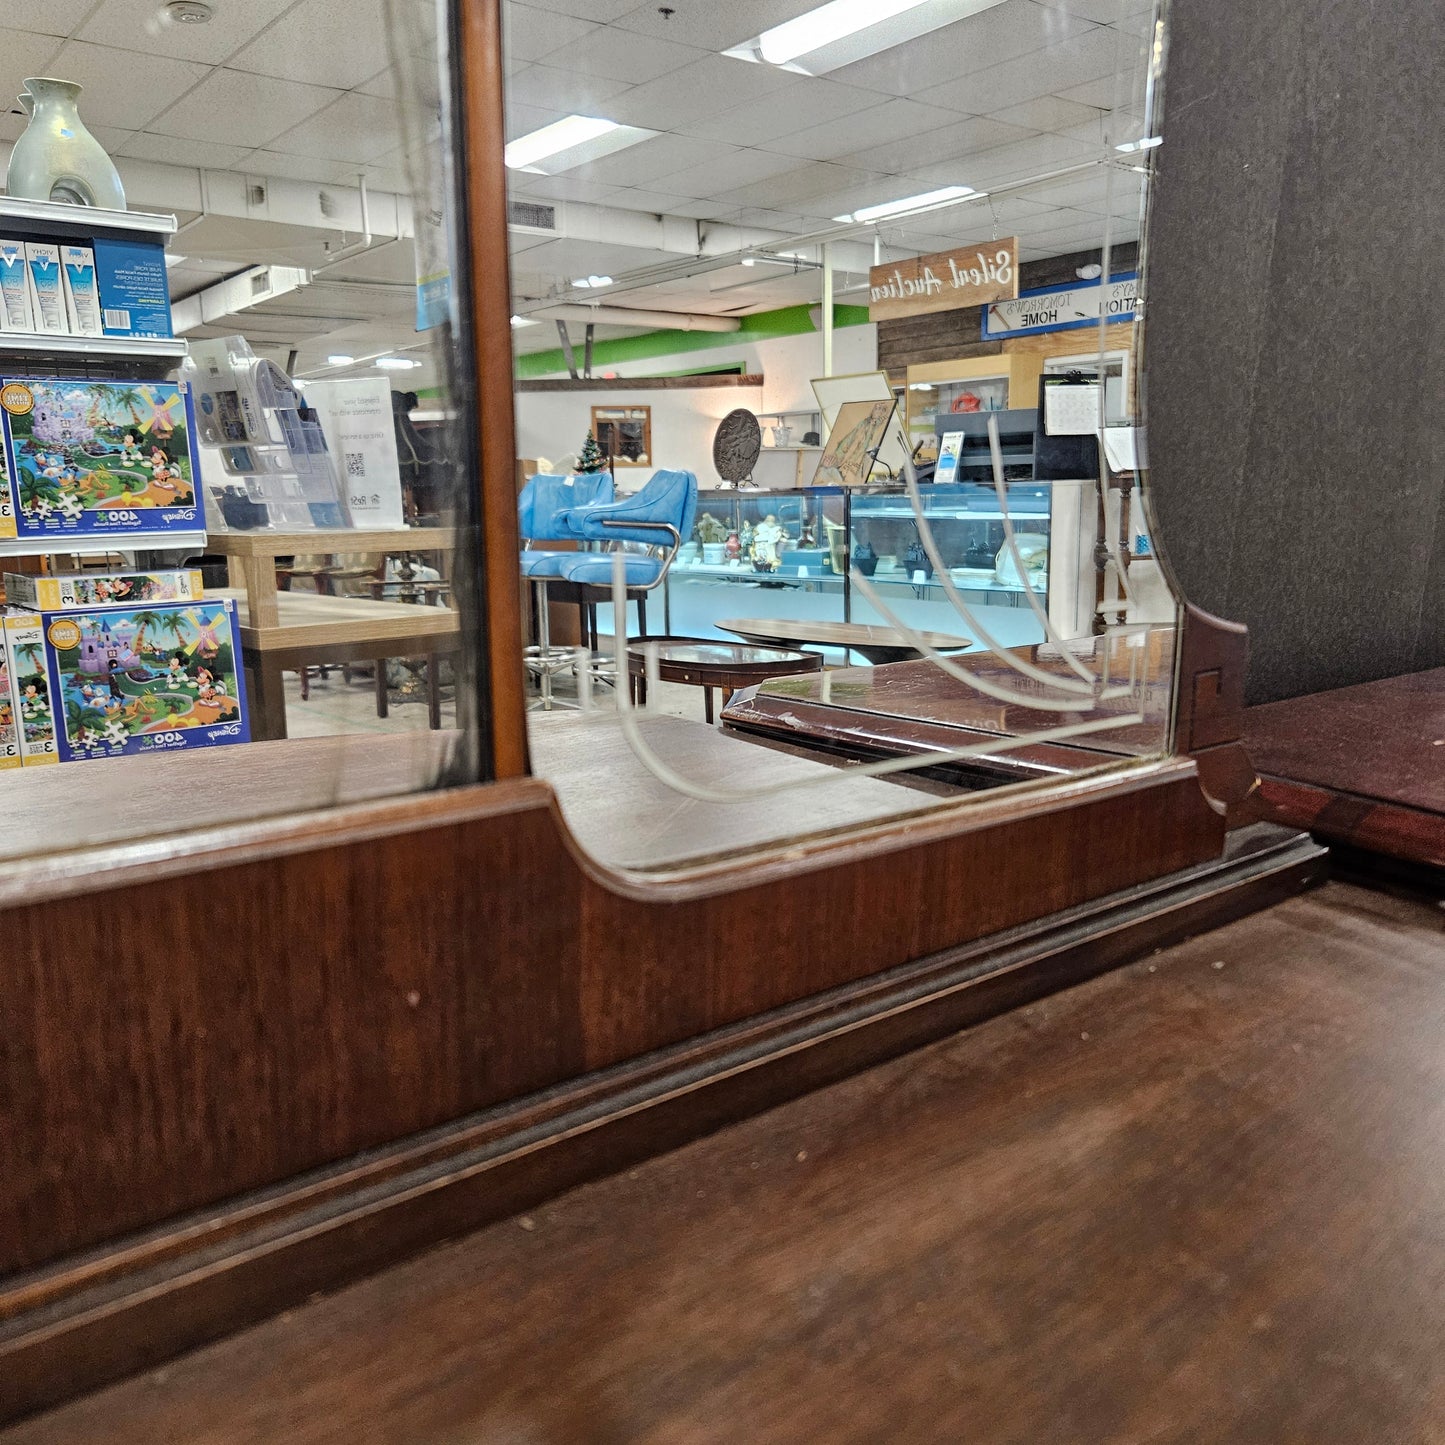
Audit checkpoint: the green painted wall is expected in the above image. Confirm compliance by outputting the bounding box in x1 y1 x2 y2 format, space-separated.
513 302 871 380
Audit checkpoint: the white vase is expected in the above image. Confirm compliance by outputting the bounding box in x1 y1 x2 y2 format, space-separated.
7 78 125 209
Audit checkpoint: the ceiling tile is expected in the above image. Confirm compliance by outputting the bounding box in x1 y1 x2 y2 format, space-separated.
953 131 1097 184
505 63 634 113
607 0 819 50
151 70 343 149
1030 0 1150 24
1023 168 1141 211
600 54 794 131
837 114 1034 172
5 0 92 37
712 161 885 211
726 207 816 233
653 146 803 199
990 94 1104 132
676 76 885 146
827 0 1097 96
78 0 298 64
504 3 601 62
0 28 65 112
228 0 394 90
1055 74 1136 110
118 132 255 170
604 187 695 214
919 27 1134 114
507 101 571 140
533 26 708 84
759 98 966 163
43 39 210 130
357 67 398 99
507 0 638 20
566 133 736 186
267 90 405 164
511 173 624 204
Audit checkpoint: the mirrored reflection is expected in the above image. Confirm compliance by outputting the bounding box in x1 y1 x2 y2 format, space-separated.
1 0 484 862
509 0 1176 872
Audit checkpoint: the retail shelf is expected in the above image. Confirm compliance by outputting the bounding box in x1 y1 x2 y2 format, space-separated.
0 333 187 359
0 195 177 236
760 445 824 453
857 507 1044 521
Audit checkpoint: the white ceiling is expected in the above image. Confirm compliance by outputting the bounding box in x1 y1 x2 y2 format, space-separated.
0 0 1155 372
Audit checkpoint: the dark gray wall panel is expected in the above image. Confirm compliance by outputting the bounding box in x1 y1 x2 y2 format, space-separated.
1146 0 1445 703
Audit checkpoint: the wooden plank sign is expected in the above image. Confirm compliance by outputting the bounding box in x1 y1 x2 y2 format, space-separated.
868 237 1019 322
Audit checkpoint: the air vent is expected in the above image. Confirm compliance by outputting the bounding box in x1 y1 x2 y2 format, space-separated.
508 200 558 234
247 182 266 207
251 270 270 296
318 189 339 219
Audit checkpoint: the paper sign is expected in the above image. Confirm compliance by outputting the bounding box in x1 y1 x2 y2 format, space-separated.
303 377 406 529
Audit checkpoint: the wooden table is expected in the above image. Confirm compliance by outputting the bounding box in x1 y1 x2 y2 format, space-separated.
716 617 971 665
207 527 454 632
213 588 461 741
626 636 821 723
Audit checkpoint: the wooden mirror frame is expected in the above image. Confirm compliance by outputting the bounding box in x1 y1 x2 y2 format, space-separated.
0 0 1303 1424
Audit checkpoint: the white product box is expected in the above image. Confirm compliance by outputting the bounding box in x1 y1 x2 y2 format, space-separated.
25 243 66 335
0 240 35 333
61 244 102 337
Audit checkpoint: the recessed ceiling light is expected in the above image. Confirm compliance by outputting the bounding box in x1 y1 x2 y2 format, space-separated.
375 356 421 370
327 353 355 365
505 115 618 170
726 0 1009 76
740 257 756 267
1115 136 1163 153
836 185 975 224
164 0 214 23
1075 264 1103 281
572 275 613 289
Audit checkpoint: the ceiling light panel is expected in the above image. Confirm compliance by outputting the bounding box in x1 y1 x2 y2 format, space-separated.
726 0 1011 77
504 113 659 175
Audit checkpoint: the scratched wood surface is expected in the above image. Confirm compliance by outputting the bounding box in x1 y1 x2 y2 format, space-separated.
10 880 1443 1445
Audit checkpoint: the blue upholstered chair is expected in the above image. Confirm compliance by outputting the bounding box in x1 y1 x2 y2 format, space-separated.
517 471 613 708
539 469 698 648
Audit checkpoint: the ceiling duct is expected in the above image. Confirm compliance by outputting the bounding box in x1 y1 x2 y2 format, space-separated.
527 303 740 332
508 199 559 235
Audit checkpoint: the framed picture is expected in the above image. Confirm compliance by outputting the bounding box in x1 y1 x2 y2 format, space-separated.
591 405 651 468
811 398 897 487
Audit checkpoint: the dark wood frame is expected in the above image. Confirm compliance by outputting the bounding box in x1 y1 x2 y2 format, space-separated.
0 0 1273 1425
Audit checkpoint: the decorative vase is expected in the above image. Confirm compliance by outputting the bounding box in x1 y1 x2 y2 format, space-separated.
7 78 125 209
851 541 879 576
770 424 793 448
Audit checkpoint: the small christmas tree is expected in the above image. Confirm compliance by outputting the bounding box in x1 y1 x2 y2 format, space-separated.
576 428 605 473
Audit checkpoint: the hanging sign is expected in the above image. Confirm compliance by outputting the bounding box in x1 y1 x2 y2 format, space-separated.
867 237 1018 322
982 272 1139 340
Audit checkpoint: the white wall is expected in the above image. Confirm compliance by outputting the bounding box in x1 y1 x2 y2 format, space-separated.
515 322 879 490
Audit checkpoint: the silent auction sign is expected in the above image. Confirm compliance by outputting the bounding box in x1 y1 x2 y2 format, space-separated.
867 237 1020 322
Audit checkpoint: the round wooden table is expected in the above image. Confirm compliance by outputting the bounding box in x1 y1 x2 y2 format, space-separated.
627 636 822 723
715 617 972 665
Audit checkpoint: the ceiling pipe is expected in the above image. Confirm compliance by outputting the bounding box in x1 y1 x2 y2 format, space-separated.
528 303 740 332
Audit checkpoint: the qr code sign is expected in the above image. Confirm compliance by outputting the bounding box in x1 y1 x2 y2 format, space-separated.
345 451 366 478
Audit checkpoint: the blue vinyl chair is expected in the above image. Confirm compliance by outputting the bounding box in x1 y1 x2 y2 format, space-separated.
517 471 613 708
542 469 698 652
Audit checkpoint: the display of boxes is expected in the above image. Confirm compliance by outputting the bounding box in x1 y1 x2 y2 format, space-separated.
3 613 57 766
94 237 172 340
5 567 205 611
0 377 204 545
28 599 249 763
0 618 22 769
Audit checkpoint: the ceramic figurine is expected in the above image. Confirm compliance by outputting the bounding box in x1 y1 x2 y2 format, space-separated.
851 540 879 576
749 514 787 572
725 530 742 564
7 78 125 208
696 512 728 544
740 518 753 551
902 538 935 580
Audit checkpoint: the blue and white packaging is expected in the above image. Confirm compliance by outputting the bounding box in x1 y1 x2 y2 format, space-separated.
0 241 34 333
24 243 66 334
93 237 173 339
61 245 102 337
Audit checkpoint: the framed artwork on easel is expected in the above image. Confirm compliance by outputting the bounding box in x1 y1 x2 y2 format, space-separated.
811 398 897 486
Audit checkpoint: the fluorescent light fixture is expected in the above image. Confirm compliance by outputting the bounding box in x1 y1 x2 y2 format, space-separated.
510 314 537 327
164 252 187 269
327 353 355 365
1115 136 1163 153
375 356 421 370
727 0 1009 77
572 275 613 289
758 0 931 65
506 115 618 170
835 185 975 224
741 257 756 266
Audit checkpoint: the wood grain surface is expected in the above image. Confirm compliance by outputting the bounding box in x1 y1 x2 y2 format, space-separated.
8 879 1441 1445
